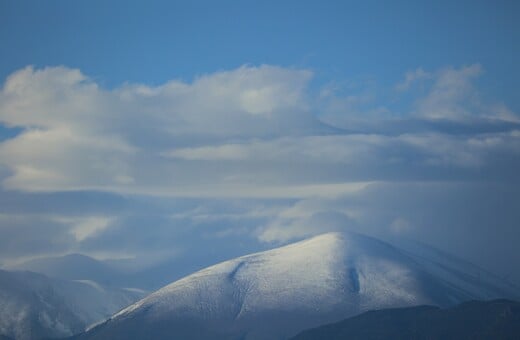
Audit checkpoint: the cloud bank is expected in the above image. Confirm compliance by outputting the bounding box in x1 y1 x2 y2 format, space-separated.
0 64 518 197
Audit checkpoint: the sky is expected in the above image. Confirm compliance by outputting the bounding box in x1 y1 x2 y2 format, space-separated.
0 0 519 284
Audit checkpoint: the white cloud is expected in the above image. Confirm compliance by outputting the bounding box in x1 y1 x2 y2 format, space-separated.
395 68 431 91
168 131 520 170
415 64 482 119
256 197 360 243
0 127 136 191
0 64 518 199
0 65 320 196
55 216 114 242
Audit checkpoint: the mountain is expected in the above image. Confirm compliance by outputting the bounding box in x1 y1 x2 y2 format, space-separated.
6 254 126 288
0 269 146 340
75 232 518 340
290 299 520 339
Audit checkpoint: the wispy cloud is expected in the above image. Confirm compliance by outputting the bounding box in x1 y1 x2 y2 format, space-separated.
395 68 431 92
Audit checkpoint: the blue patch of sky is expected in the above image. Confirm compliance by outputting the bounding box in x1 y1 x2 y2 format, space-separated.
0 125 21 142
1 0 518 102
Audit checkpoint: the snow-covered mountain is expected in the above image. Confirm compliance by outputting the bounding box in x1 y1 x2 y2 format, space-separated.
0 269 146 340
77 232 518 340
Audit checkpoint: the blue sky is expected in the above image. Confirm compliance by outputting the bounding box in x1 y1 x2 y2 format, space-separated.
2 0 519 104
0 1 519 284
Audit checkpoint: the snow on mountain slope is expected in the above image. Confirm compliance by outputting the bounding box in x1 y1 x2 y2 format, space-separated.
0 269 146 340
79 232 519 340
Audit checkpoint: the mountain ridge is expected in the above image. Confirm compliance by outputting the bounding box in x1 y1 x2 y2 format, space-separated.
75 231 518 340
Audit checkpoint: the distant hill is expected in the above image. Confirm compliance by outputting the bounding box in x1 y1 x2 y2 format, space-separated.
290 299 520 340
0 269 145 340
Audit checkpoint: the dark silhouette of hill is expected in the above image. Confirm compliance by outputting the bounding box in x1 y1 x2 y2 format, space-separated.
290 299 520 340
